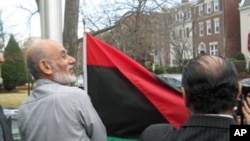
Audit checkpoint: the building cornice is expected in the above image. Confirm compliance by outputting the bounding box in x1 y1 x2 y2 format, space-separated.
239 5 250 11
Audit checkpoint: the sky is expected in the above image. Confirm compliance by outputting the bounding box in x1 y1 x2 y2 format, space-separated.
0 0 40 40
0 0 107 42
0 0 182 42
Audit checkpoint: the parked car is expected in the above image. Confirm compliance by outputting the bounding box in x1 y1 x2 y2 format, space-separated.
76 75 84 89
157 74 182 88
240 78 250 97
240 78 250 87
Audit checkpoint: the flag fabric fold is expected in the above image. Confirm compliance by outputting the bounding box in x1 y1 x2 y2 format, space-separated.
85 33 189 140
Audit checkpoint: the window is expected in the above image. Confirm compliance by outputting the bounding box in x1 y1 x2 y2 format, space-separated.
206 20 211 35
181 12 184 20
199 22 204 36
186 27 190 38
172 60 178 65
198 43 206 55
199 5 203 15
210 43 218 55
214 0 219 11
207 2 212 14
172 31 175 37
179 12 182 21
214 18 220 33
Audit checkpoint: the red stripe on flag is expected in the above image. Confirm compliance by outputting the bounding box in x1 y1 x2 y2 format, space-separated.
86 33 189 128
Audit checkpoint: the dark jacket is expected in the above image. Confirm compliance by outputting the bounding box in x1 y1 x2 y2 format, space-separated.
140 115 237 141
0 105 13 141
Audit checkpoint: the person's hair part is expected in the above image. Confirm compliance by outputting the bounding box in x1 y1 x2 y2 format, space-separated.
182 54 239 114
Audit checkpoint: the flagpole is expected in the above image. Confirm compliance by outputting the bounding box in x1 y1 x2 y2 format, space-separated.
83 32 88 93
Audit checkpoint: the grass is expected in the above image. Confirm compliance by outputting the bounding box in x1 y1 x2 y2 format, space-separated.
0 87 29 108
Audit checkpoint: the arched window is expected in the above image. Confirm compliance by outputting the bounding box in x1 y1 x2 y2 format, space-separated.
198 43 206 55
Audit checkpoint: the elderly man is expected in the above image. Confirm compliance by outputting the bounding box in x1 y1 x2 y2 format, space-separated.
18 39 107 141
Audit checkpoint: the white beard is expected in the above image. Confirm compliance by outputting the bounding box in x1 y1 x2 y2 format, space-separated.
51 62 76 85
53 70 76 85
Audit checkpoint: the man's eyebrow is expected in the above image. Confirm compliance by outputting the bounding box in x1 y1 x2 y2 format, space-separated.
60 49 68 55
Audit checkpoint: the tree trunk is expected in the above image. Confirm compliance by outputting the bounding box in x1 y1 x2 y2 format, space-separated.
63 0 79 58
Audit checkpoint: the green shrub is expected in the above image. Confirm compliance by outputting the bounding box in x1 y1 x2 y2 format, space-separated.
166 66 182 73
2 35 28 91
232 60 247 72
234 52 245 61
146 65 164 74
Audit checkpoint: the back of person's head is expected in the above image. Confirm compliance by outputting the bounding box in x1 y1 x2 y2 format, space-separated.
25 39 61 80
181 54 239 114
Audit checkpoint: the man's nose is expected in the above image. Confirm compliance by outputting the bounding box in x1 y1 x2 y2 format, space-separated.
68 55 76 63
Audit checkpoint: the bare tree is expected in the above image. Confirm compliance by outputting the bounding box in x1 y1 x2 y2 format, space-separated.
35 0 80 58
63 0 79 58
165 2 194 68
6 0 181 70
0 10 5 51
81 0 178 65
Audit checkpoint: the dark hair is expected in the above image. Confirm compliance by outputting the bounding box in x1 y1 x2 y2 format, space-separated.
181 55 239 114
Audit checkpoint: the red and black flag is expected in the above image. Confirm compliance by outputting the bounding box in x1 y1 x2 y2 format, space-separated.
84 33 189 140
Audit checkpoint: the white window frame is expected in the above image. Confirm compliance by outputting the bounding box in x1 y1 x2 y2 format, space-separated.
179 29 183 39
198 43 206 55
206 20 212 35
199 22 204 36
199 5 203 15
179 12 182 21
209 42 218 55
214 0 219 11
186 27 190 38
214 18 220 33
207 2 212 14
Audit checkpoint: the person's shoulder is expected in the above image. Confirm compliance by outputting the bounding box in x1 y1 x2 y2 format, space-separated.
140 123 175 141
146 123 175 129
60 85 85 93
62 86 90 99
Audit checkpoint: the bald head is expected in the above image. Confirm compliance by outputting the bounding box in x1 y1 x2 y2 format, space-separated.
182 55 238 89
193 55 224 77
25 39 63 79
26 39 63 61
181 54 239 114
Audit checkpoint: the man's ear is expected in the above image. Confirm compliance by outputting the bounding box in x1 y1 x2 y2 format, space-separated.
236 81 242 99
181 86 187 106
39 60 53 75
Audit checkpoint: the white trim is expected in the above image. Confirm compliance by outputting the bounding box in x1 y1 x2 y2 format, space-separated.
206 20 212 35
83 32 88 93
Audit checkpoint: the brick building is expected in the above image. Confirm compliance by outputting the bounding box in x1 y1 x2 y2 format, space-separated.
239 0 250 60
193 0 241 57
167 0 195 66
83 0 242 68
